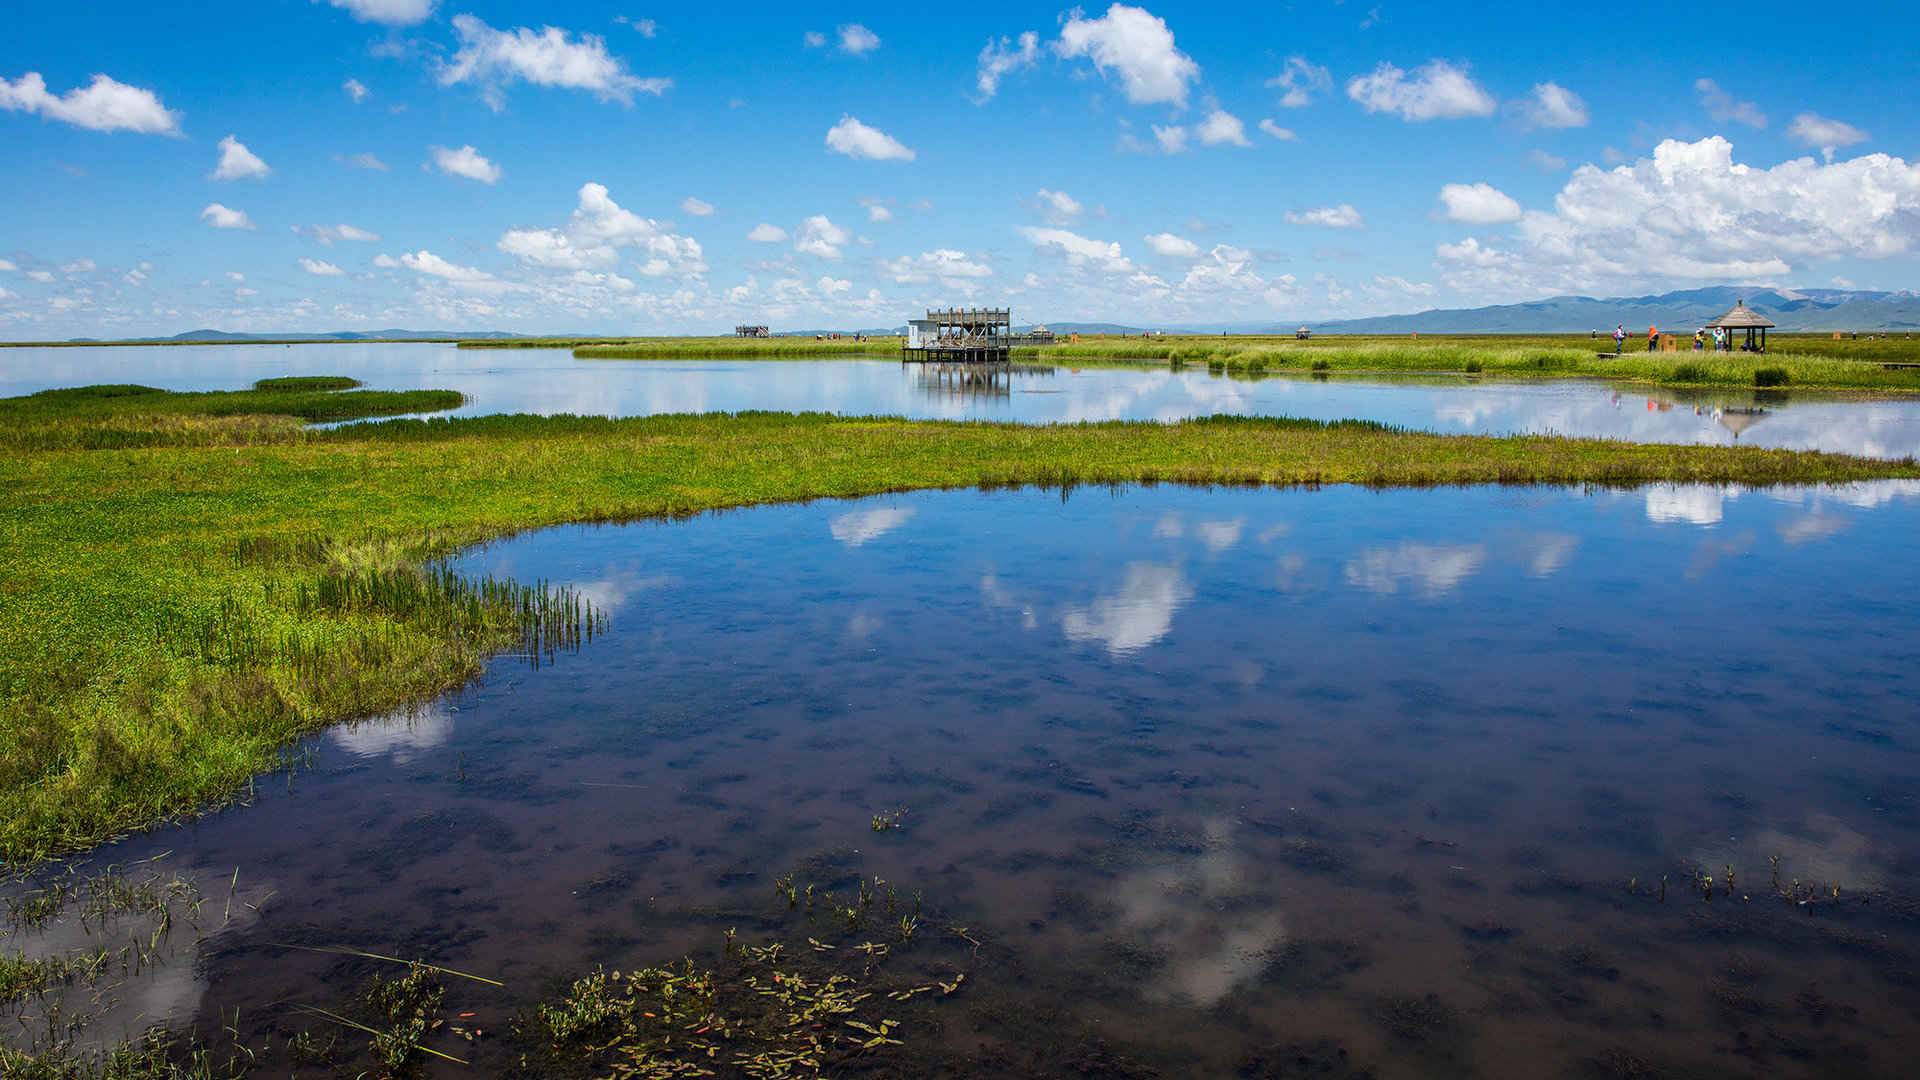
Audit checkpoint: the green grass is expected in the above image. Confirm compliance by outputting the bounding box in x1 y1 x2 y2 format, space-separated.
1022 336 1920 391
0 382 463 450
2 383 1918 867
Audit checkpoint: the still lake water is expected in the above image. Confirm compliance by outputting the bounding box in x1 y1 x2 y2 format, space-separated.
18 481 1920 1077
4 341 1920 457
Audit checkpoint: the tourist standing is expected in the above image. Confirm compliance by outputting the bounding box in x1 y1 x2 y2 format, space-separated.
1612 325 1625 353
1647 326 1658 352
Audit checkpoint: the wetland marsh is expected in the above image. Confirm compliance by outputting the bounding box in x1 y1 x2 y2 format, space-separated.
5 341 1920 1077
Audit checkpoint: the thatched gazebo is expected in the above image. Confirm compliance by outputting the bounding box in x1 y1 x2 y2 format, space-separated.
1705 299 1775 352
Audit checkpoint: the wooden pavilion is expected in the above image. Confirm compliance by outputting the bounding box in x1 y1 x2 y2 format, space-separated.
734 325 770 338
1705 300 1774 352
903 307 1011 362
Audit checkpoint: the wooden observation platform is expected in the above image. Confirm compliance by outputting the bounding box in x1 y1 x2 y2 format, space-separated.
903 307 1011 363
734 324 770 338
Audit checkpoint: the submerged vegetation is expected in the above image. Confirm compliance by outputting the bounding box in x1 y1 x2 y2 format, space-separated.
2 380 1919 865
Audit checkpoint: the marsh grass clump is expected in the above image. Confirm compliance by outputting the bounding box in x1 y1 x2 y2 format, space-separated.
1669 363 1708 383
1753 366 1791 387
1464 359 1483 374
251 376 360 391
1310 358 1331 372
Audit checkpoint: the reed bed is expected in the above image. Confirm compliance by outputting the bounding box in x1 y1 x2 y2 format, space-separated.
2 385 1918 865
0 382 463 451
574 338 900 359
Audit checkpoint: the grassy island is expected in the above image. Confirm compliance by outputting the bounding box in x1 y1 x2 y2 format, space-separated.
3 379 1918 866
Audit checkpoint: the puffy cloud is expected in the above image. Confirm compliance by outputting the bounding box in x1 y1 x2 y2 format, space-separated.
199 203 255 230
1786 112 1868 162
746 223 787 243
325 0 435 26
1266 56 1330 108
343 152 389 171
1257 118 1297 140
0 259 14 271
1144 232 1200 258
614 15 658 37
1054 4 1200 108
817 275 851 294
802 31 826 48
429 144 501 183
1528 148 1566 170
398 250 499 286
976 31 1039 101
208 135 269 181
1438 182 1522 224
298 257 346 276
498 182 705 278
440 14 672 110
1436 137 1920 295
295 223 380 246
343 78 370 103
1017 226 1134 273
1286 204 1365 228
679 196 715 216
859 197 894 223
793 215 851 259
882 249 993 283
1035 187 1083 225
837 24 880 54
371 254 399 268
1371 274 1435 296
26 270 56 282
1063 562 1193 656
1346 59 1495 121
824 115 915 161
1695 78 1766 129
1152 124 1188 154
60 258 95 275
1196 108 1250 147
0 72 181 135
1513 81 1587 128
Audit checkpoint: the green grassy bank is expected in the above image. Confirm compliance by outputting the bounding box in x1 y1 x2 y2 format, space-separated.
4 383 1919 866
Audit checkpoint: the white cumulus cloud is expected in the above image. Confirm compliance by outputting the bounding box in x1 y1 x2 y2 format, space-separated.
1286 204 1365 229
883 249 993 283
1196 108 1250 147
1513 81 1588 128
1786 112 1868 162
326 0 436 26
1266 56 1330 108
1153 124 1188 154
679 196 714 216
976 31 1039 101
440 14 672 110
1347 59 1495 121
1054 4 1200 108
429 144 501 183
838 24 880 54
1435 136 1920 296
298 257 346 276
1258 118 1297 140
498 182 705 278
343 78 370 103
824 115 915 161
209 135 269 181
793 215 851 259
746 223 787 243
1144 232 1201 258
1035 188 1083 224
343 152 389 171
1018 226 1134 273
0 72 181 135
399 250 494 283
200 203 255 230
295 224 380 246
1438 182 1522 224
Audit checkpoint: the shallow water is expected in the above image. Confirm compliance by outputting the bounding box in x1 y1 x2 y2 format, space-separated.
6 342 1920 457
16 481 1920 1077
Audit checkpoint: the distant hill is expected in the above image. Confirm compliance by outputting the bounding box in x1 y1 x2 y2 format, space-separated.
1303 287 1920 334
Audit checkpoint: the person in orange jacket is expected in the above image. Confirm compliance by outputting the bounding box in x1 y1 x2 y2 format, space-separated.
1647 326 1658 352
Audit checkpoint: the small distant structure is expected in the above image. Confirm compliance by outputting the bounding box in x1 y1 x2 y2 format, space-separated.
903 307 1011 363
1705 299 1775 353
734 325 770 338
1295 326 1313 340
1018 323 1056 344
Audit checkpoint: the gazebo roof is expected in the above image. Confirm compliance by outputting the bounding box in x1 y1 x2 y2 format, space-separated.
1706 299 1775 329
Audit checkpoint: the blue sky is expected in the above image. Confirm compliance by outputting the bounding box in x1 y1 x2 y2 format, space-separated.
2 0 1916 336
